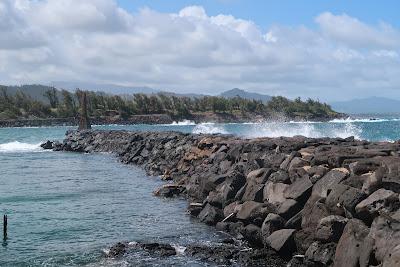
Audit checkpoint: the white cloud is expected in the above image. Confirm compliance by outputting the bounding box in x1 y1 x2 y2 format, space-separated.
0 0 400 100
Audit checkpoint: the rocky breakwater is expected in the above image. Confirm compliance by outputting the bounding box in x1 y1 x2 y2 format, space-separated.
42 130 400 266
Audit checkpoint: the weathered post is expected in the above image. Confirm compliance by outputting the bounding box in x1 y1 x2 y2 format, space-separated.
3 215 7 240
78 91 91 130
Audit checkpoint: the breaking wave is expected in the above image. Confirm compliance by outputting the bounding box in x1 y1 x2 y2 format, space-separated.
330 117 400 123
245 122 362 139
170 120 196 125
0 141 43 153
192 123 228 134
190 121 363 139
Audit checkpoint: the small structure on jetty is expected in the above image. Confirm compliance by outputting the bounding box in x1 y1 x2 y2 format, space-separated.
78 92 91 130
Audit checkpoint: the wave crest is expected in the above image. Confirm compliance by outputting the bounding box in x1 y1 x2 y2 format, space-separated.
0 141 42 153
170 120 196 126
247 122 362 139
192 123 228 134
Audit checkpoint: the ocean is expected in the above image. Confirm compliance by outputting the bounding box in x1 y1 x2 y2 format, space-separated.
1 116 400 266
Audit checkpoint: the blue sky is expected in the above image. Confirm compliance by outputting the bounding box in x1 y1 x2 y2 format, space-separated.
117 0 400 29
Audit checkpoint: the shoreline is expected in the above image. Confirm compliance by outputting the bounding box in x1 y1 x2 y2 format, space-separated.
0 113 345 128
43 130 400 266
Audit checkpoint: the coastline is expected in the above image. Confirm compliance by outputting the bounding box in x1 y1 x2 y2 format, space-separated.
43 130 400 266
0 112 346 128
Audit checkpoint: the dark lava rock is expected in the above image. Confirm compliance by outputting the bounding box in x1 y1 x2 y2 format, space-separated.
266 229 297 257
236 201 270 225
325 184 366 217
153 184 185 198
198 203 224 225
107 242 127 257
241 224 263 247
185 244 239 265
261 213 286 246
305 241 336 266
333 219 369 267
141 242 177 256
315 215 348 243
277 199 302 220
40 140 54 150
283 176 313 203
355 188 399 221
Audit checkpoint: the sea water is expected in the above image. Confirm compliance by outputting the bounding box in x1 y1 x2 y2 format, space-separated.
1 116 400 266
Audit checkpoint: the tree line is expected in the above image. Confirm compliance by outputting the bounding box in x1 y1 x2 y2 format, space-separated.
0 86 338 120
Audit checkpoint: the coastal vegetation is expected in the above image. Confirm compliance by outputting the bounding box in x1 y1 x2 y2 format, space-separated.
0 85 340 122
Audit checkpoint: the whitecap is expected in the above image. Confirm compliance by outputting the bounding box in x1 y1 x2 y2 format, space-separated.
170 120 196 126
192 123 228 134
172 244 186 255
0 141 43 153
244 122 363 140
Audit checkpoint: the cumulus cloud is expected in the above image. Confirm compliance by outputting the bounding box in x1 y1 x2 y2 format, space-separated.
1 0 400 100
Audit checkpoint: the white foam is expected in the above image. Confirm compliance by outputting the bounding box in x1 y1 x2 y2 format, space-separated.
192 123 228 134
170 120 196 126
0 141 43 153
330 117 400 123
244 122 362 139
172 244 186 255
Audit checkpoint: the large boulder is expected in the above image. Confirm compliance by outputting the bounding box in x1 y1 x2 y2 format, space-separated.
241 224 263 247
301 196 330 231
305 241 336 266
306 165 329 183
355 189 399 221
236 201 271 225
312 168 349 198
333 219 369 267
261 213 286 245
325 184 366 217
263 182 289 205
246 168 271 183
315 215 348 243
366 215 400 264
269 170 290 184
288 157 308 174
198 203 224 225
241 181 264 202
277 199 302 220
382 244 400 267
361 169 384 195
348 159 380 176
265 229 297 257
284 176 313 203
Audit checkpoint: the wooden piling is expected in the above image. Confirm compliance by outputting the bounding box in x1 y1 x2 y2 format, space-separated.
3 215 7 240
78 91 91 130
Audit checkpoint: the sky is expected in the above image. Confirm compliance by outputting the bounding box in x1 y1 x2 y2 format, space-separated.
1 0 400 101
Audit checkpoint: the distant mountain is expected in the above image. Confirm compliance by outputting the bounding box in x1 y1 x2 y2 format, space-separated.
50 81 159 95
220 88 272 102
331 97 400 114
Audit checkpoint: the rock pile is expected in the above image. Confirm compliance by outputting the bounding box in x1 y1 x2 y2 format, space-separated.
43 130 400 266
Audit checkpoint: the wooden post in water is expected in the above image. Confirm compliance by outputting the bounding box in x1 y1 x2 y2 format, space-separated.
78 91 91 130
3 215 7 240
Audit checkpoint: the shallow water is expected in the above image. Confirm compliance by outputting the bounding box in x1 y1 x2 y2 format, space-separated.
0 128 224 266
1 116 400 266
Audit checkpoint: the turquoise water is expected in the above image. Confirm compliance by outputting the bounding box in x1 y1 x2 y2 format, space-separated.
1 117 400 266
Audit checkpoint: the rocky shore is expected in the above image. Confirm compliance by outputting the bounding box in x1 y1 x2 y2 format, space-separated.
42 130 400 266
0 112 345 128
0 114 174 127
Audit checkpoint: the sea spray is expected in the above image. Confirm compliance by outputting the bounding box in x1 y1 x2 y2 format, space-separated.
170 120 196 126
241 122 363 139
192 123 228 134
